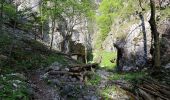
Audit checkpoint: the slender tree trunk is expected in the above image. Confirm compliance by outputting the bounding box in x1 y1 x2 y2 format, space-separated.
40 1 44 40
41 23 44 40
139 0 145 11
139 12 148 65
0 0 4 32
85 45 87 64
34 28 37 40
50 2 57 51
84 32 88 64
13 4 18 33
158 0 161 8
149 0 161 68
63 33 71 53
8 4 18 65
50 19 55 51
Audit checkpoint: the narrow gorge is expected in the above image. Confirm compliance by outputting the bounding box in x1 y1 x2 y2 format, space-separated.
0 0 170 100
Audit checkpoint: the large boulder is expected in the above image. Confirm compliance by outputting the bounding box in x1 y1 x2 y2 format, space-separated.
159 19 170 65
104 12 152 70
103 6 170 71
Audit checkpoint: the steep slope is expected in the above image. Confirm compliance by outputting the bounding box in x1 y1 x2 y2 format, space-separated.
0 24 79 99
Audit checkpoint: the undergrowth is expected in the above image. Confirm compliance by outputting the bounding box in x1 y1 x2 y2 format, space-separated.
0 33 68 73
0 32 69 99
0 74 29 100
93 50 117 70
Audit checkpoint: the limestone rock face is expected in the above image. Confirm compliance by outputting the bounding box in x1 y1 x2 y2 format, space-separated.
103 12 152 70
12 0 92 55
160 0 170 8
159 19 170 65
43 16 92 55
102 4 170 70
123 21 152 68
12 0 40 12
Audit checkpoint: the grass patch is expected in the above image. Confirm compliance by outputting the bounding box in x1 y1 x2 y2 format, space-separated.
86 73 102 86
0 74 29 100
0 33 68 73
109 71 146 82
0 31 69 99
93 50 117 70
100 85 116 99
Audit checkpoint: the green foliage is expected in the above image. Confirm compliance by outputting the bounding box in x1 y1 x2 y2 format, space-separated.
109 72 146 81
96 0 123 42
95 0 140 48
0 33 69 99
0 74 29 100
0 34 11 51
0 33 68 72
3 3 16 18
93 50 117 70
87 73 102 86
100 86 116 99
42 0 94 20
160 6 170 19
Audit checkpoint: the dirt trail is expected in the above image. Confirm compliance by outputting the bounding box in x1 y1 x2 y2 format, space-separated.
28 70 60 100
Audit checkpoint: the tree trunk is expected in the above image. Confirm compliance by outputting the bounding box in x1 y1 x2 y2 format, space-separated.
85 47 87 64
139 0 145 11
41 23 44 40
149 0 161 68
0 0 4 32
50 2 57 51
50 19 55 51
40 2 44 40
34 28 37 40
139 12 148 65
114 43 123 72
64 35 70 53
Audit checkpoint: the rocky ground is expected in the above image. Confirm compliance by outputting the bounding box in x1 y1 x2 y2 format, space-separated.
26 62 129 100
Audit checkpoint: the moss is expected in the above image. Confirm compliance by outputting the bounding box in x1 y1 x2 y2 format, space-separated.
109 71 146 82
160 7 170 19
3 3 16 18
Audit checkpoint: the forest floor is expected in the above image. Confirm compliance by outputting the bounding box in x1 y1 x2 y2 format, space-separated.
28 69 60 100
27 66 130 100
1 26 170 100
0 29 129 99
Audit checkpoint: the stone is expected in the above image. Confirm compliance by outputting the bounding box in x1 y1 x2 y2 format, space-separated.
25 48 32 51
8 73 26 80
64 68 69 71
46 62 63 71
164 63 170 69
50 79 61 86
96 70 110 79
160 0 170 8
41 72 49 79
83 96 91 100
0 55 8 60
103 11 152 70
71 78 77 82
90 95 98 100
0 85 4 89
12 83 18 88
